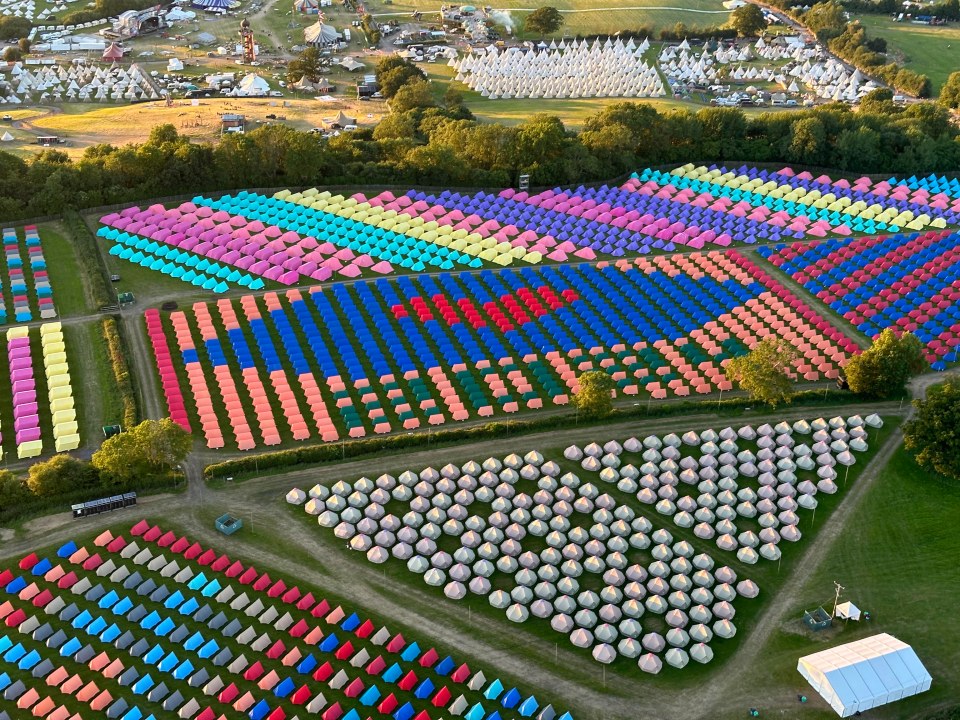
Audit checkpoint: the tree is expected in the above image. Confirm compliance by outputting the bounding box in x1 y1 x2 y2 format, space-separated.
940 71 960 109
0 16 31 41
389 80 435 113
803 1 846 36
92 418 191 486
361 14 381 45
904 378 960 480
286 46 326 84
27 455 99 497
2 46 20 62
524 6 563 35
573 370 616 418
730 4 766 36
17 37 30 55
843 329 926 398
375 56 427 98
0 470 31 515
726 337 800 407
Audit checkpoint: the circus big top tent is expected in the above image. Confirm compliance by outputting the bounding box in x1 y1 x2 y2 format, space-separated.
797 633 932 717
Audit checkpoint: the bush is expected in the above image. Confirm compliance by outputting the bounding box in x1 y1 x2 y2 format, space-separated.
101 317 138 428
64 210 113 308
204 389 854 480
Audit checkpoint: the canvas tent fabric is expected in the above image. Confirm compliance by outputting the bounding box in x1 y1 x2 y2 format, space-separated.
834 602 861 621
797 633 932 717
304 21 339 46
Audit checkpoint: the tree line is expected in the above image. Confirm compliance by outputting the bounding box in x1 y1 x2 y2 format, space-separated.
0 78 958 222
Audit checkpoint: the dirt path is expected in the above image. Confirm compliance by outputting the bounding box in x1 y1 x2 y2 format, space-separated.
120 311 165 422
0 399 913 719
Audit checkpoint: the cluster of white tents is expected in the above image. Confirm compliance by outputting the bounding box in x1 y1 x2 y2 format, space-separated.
290 448 761 670
562 414 881 566
779 56 880 101
290 414 885 671
0 62 159 104
449 37 664 100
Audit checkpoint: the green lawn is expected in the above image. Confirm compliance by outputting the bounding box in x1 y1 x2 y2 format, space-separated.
40 225 93 318
367 0 731 35
284 416 897 688
857 16 960 93
742 443 960 718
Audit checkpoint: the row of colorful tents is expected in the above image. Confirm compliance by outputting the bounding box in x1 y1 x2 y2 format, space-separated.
758 229 960 368
3 322 78 459
146 251 854 449
1 225 55 325
0 520 573 720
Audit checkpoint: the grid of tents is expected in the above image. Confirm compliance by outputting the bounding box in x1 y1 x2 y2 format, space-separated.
148 251 855 450
2 322 78 460
292 414 880 670
97 165 960 300
0 520 573 720
1 225 56 325
757 229 960 368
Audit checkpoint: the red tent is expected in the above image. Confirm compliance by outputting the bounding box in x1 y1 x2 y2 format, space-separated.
130 520 150 536
239 567 258 585
431 687 452 708
334 641 354 661
157 531 176 547
254 573 271 592
356 619 375 639
296 592 315 611
419 648 439 668
102 42 124 61
107 537 127 553
398 671 418 691
290 685 311 705
450 664 470 683
288 619 308 638
19 553 39 570
311 599 330 618
313 662 334 682
365 656 386 676
184 543 203 560
386 634 405 653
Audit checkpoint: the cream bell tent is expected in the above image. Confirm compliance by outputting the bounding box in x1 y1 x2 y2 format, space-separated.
834 601 861 621
797 633 932 717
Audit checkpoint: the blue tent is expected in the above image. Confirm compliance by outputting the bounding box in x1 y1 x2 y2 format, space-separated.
249 698 270 720
484 679 504 700
274 677 295 697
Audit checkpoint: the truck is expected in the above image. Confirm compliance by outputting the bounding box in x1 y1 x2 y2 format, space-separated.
343 28 351 43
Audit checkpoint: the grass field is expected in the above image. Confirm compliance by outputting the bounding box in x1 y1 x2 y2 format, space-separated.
284 417 897 688
38 226 91 319
735 443 960 719
857 16 960 93
365 0 731 36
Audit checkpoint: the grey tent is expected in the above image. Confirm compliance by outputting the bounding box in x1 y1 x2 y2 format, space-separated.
115 631 135 650
32 622 53 642
208 612 228 631
118 667 139 686
74 644 96 663
31 658 54 678
130 638 151 657
188 668 210 688
194 604 213 623
223 619 242 638
212 648 233 666
137 578 157 596
127 605 148 623
123 572 143 589
59 603 80 622
162 690 184 711
46 629 67 649
106 698 129 718
85 584 106 602
169 625 190 644
148 681 170 703
150 586 171 603
3 680 26 701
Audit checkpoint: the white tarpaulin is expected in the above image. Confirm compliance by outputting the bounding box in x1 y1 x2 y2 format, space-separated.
834 601 861 621
798 633 932 717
